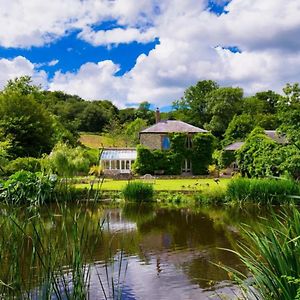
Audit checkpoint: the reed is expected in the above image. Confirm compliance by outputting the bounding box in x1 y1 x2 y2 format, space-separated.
122 181 154 202
226 177 300 204
0 202 126 299
222 207 300 300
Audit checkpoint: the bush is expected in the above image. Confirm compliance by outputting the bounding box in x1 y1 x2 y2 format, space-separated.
0 170 57 205
122 181 154 202
4 157 41 175
226 177 300 204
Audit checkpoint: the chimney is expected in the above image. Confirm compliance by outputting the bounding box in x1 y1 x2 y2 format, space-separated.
155 107 161 123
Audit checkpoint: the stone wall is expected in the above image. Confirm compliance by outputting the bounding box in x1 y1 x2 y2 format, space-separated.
140 133 162 149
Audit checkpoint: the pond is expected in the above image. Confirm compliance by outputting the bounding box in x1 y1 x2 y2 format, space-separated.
0 203 271 299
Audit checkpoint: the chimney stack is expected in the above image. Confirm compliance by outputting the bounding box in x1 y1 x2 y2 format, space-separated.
155 107 161 123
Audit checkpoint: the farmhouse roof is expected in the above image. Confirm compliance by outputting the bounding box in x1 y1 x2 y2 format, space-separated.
140 120 208 134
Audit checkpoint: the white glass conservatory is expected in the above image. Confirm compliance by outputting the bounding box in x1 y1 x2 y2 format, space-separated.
100 148 137 174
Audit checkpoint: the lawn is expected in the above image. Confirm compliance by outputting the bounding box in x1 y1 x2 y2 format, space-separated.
75 178 230 191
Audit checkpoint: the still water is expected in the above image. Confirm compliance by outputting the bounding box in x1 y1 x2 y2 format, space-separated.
3 203 270 299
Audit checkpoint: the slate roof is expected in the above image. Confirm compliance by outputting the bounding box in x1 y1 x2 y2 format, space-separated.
140 120 207 134
224 142 245 151
101 148 137 160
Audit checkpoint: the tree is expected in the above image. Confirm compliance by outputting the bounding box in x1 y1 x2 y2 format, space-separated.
125 118 148 145
2 76 41 96
0 93 55 157
135 101 155 124
173 80 219 126
223 114 255 146
204 87 243 136
278 83 300 147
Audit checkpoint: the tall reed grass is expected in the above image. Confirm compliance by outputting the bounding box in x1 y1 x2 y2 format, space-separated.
223 207 300 300
122 181 154 202
0 202 127 299
226 178 300 204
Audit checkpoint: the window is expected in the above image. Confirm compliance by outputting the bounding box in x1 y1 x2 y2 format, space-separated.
162 136 170 150
182 159 192 173
186 135 193 149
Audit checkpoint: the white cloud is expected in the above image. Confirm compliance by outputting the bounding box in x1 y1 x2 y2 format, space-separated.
49 60 128 107
1 0 300 106
78 27 157 47
0 56 47 89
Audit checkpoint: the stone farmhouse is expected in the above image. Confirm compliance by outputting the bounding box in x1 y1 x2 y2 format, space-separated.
100 109 208 175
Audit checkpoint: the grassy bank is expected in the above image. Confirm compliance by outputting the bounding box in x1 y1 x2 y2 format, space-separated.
79 133 127 149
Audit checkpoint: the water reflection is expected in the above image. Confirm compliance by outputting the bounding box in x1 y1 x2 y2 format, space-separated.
1 203 272 299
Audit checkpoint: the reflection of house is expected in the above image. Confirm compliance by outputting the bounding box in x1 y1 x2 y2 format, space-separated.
100 109 208 175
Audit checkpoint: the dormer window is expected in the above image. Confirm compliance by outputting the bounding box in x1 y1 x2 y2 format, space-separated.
162 135 171 150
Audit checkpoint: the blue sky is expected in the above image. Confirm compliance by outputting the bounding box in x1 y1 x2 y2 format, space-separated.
0 0 299 108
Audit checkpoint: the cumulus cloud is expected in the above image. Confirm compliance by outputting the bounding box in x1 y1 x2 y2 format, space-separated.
0 56 47 89
78 27 157 47
1 0 300 106
49 60 128 107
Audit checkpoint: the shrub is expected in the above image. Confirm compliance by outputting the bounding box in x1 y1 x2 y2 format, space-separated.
225 207 300 300
0 170 57 205
122 181 154 202
226 177 300 204
4 157 41 175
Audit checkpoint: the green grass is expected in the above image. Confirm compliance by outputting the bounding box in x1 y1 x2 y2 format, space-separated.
75 178 230 191
79 133 127 149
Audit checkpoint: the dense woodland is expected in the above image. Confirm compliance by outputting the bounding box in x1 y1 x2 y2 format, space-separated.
0 76 299 178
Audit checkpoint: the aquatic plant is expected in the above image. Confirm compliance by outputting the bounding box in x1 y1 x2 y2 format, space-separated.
223 207 300 300
122 181 154 202
226 177 300 204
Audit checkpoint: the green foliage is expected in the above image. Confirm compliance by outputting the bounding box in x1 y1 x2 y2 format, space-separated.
204 87 243 136
0 171 57 205
125 118 148 144
173 80 219 127
4 157 41 175
45 143 95 177
237 127 277 177
191 133 216 174
122 181 154 202
237 127 300 179
226 178 300 204
227 207 300 299
0 138 11 173
217 150 236 168
223 114 255 146
0 93 55 157
2 76 41 96
133 133 215 175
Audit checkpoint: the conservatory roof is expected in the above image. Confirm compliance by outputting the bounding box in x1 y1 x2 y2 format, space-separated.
100 148 137 161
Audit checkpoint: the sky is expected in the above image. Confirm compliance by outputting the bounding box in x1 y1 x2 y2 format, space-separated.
0 0 300 108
